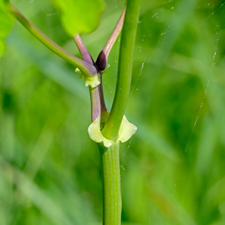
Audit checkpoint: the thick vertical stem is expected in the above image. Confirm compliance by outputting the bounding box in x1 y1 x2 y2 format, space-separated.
102 0 141 140
99 142 121 225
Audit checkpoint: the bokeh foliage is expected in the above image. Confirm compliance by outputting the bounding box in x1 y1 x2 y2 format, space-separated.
1 0 225 224
50 0 104 35
0 0 14 56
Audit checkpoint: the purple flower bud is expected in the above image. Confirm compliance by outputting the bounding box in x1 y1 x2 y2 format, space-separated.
96 50 107 71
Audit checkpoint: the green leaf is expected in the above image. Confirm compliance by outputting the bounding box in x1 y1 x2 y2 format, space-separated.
0 0 14 56
51 0 104 35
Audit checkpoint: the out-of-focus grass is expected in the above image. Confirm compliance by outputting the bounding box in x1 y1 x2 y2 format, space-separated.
1 0 225 224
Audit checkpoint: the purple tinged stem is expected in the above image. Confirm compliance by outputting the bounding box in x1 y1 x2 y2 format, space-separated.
99 73 108 113
89 79 107 122
73 34 107 122
96 7 126 71
73 34 94 65
103 7 126 57
89 86 101 122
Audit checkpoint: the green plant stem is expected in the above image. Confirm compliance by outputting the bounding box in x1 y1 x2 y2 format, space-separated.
99 142 121 225
9 4 97 77
102 0 141 141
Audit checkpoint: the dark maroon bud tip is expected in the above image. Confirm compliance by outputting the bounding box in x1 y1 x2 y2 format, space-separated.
96 50 107 71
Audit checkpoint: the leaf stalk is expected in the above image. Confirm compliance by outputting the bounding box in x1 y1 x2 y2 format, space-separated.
96 7 126 71
9 4 97 77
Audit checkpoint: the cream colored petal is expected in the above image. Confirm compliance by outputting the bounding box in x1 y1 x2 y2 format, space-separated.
119 116 137 143
88 115 137 147
88 116 113 147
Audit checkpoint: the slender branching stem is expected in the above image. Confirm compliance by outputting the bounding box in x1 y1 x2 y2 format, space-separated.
89 86 101 121
99 142 121 225
73 34 101 121
98 73 108 114
9 3 138 225
73 34 107 121
73 34 94 64
96 7 126 71
102 7 126 57
102 0 141 141
9 4 97 77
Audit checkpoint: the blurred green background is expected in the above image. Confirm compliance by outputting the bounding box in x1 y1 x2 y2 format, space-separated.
1 0 225 224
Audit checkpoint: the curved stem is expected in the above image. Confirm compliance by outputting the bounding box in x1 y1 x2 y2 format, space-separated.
9 4 97 77
73 34 107 121
96 8 126 71
99 142 121 225
73 34 94 65
102 0 141 140
102 8 126 57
